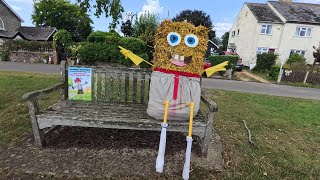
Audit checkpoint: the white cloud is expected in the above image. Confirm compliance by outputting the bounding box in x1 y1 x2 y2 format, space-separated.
214 22 233 38
7 0 33 5
296 0 320 3
138 0 163 17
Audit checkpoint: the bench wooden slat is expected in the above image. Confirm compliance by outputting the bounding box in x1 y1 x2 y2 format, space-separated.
140 73 146 103
125 73 129 103
101 72 106 100
132 72 137 103
94 72 98 101
117 72 122 102
109 71 114 102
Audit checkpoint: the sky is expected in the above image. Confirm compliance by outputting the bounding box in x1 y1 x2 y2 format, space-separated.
4 0 320 38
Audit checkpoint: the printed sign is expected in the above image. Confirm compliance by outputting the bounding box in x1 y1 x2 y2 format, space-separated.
68 67 92 101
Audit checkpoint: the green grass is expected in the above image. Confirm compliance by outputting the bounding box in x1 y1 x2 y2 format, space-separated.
0 71 319 179
208 90 320 179
0 71 60 145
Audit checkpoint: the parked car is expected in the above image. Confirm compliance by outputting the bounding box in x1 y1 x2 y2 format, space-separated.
203 59 212 70
220 51 243 71
235 59 243 71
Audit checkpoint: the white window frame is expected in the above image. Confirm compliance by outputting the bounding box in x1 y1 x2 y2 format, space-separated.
231 31 235 37
260 24 272 35
257 47 269 55
295 27 312 37
0 18 5 30
290 50 306 57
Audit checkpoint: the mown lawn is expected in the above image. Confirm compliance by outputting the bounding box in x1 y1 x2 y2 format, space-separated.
0 71 319 179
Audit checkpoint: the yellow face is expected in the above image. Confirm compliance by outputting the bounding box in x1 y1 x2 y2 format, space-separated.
153 20 208 75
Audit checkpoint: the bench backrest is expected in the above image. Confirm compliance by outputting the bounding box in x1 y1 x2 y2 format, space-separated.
62 62 152 104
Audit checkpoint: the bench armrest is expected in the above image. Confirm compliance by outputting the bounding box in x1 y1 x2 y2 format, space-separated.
22 82 65 101
201 95 218 113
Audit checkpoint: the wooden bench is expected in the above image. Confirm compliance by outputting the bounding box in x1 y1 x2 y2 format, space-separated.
22 61 218 156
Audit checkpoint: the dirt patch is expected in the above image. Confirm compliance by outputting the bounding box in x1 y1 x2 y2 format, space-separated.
0 127 223 178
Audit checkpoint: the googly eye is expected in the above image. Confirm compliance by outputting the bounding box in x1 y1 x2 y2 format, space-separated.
167 32 181 46
184 34 199 48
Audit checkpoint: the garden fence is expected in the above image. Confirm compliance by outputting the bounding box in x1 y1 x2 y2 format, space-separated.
278 69 320 85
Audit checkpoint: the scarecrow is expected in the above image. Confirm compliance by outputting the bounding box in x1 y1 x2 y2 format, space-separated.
119 20 227 180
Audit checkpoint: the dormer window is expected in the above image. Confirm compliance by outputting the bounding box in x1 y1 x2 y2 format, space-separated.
0 18 5 30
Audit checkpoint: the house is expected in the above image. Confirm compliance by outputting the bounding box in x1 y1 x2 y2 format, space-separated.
228 0 320 66
0 0 56 44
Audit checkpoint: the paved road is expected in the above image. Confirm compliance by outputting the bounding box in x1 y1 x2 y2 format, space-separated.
1 61 319 100
0 61 60 74
202 78 320 100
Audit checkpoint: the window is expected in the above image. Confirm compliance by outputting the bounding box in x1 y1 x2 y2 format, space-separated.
0 18 4 30
295 27 311 37
260 24 272 35
237 29 240 36
290 50 306 57
232 31 235 37
257 47 269 54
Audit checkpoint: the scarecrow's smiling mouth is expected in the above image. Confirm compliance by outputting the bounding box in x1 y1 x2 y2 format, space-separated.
167 51 192 67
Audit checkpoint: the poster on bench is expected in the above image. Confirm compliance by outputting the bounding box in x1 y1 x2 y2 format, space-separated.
68 67 92 101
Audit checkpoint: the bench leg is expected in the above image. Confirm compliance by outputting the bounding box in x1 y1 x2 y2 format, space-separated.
27 100 45 147
199 123 213 157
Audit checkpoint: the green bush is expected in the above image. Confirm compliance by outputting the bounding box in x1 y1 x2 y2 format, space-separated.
286 53 306 65
53 30 72 49
253 53 278 72
87 31 121 43
209 55 238 69
78 37 148 66
2 40 52 52
269 65 281 80
0 50 10 61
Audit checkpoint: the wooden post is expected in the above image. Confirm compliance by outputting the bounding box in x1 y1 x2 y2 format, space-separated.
277 68 283 83
60 61 68 106
303 71 310 84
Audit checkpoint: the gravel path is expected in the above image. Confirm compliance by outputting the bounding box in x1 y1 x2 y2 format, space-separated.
0 127 223 178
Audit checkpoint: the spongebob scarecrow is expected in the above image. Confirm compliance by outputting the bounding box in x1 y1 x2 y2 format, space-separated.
119 20 227 180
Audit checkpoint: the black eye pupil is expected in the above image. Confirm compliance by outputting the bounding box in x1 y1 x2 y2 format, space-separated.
172 37 176 40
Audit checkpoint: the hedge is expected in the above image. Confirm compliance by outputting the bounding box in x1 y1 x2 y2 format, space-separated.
78 37 149 66
253 53 278 72
208 55 239 69
1 40 53 52
269 65 281 81
87 31 121 43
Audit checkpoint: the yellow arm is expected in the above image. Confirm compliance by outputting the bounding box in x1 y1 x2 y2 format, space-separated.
119 46 153 66
204 61 229 77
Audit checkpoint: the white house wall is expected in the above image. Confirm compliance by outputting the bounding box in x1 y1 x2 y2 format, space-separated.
228 4 259 66
278 23 319 65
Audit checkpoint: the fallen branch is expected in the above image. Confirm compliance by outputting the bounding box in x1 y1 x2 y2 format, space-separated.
242 120 255 146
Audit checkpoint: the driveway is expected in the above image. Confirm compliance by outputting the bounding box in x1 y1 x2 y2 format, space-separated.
1 62 319 100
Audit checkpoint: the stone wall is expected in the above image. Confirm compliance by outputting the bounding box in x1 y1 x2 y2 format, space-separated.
9 51 54 63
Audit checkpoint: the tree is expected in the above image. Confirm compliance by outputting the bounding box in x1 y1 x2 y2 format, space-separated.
172 10 215 40
133 13 159 46
77 0 124 30
219 32 229 52
121 20 133 37
32 0 93 42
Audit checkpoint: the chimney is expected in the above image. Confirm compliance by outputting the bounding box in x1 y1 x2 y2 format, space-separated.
279 0 292 3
